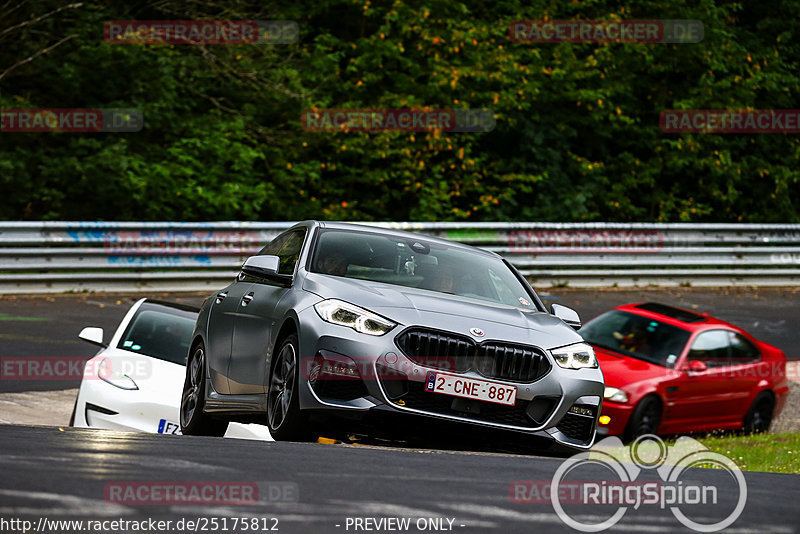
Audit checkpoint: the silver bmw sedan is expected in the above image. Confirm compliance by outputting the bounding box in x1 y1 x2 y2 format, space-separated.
180 221 604 451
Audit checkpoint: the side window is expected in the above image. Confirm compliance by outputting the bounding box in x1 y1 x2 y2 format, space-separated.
252 229 306 275
258 232 290 256
687 330 730 368
275 230 306 274
729 332 760 364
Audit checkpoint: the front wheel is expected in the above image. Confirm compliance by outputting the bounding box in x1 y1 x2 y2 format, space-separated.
267 334 313 441
624 395 662 442
180 342 228 436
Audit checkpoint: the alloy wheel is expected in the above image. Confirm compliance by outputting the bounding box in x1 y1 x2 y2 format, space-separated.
181 346 204 426
268 342 296 431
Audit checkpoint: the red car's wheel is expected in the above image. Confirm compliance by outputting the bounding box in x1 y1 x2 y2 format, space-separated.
624 395 662 442
743 392 774 435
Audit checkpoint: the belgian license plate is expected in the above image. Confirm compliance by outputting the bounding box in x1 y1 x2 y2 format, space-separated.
425 371 517 406
157 419 182 435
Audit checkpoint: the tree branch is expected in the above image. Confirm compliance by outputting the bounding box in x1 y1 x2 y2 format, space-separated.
0 2 83 39
0 33 77 81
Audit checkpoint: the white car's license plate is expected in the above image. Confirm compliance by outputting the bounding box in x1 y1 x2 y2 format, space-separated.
157 419 182 435
425 371 517 406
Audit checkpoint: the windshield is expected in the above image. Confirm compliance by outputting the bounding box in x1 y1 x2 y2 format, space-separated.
117 305 197 365
579 310 691 368
310 229 539 309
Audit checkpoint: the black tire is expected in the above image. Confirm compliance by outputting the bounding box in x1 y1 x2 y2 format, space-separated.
624 395 662 442
743 392 774 435
180 342 228 436
267 334 312 441
68 397 77 426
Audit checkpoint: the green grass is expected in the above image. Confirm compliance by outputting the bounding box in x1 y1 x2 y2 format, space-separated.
697 433 800 474
0 312 51 322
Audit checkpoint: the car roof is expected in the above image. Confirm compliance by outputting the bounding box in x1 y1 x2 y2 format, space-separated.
141 298 200 314
306 220 500 258
614 302 737 332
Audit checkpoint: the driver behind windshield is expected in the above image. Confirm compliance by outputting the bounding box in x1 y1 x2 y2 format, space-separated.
317 251 349 276
614 324 652 355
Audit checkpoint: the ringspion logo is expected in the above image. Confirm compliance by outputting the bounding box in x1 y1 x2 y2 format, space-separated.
544 435 746 532
104 20 298 44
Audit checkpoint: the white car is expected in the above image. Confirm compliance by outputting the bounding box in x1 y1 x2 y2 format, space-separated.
71 298 273 441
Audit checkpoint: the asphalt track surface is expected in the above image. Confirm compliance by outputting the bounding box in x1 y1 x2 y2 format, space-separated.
1 289 800 533
1 287 798 393
0 424 798 534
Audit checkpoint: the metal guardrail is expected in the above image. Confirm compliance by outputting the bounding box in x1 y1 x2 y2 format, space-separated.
1 222 799 293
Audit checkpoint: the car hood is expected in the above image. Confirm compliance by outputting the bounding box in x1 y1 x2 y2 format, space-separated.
593 346 672 386
302 272 583 350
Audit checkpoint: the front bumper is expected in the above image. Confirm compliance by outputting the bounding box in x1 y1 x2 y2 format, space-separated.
596 400 633 436
296 307 605 450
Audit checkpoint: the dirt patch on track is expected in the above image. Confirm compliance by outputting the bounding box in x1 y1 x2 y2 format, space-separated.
0 388 76 426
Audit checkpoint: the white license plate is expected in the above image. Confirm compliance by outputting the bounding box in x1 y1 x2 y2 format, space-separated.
425 371 517 406
157 419 182 435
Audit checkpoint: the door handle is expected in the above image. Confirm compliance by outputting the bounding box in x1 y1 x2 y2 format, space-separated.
666 386 678 392
241 292 254 306
215 291 228 304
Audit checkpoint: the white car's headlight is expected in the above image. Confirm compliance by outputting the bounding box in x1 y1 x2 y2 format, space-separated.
314 299 396 336
604 386 629 403
551 342 598 370
98 358 139 390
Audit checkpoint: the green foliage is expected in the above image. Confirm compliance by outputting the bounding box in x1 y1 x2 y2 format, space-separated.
1 0 799 221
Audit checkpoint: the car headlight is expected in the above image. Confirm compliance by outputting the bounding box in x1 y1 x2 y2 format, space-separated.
551 342 598 370
604 386 629 403
314 299 396 336
98 358 139 390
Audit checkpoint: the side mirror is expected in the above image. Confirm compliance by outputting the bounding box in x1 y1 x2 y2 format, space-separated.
78 326 107 348
687 360 708 373
241 255 293 285
551 303 581 330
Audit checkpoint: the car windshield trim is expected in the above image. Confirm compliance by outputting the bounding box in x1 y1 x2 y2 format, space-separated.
580 310 692 368
308 228 541 309
634 302 707 323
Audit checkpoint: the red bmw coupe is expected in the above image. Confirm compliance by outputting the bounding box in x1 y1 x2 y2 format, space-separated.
579 302 790 440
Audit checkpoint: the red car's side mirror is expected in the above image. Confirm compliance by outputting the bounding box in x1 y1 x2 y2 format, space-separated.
687 360 708 372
